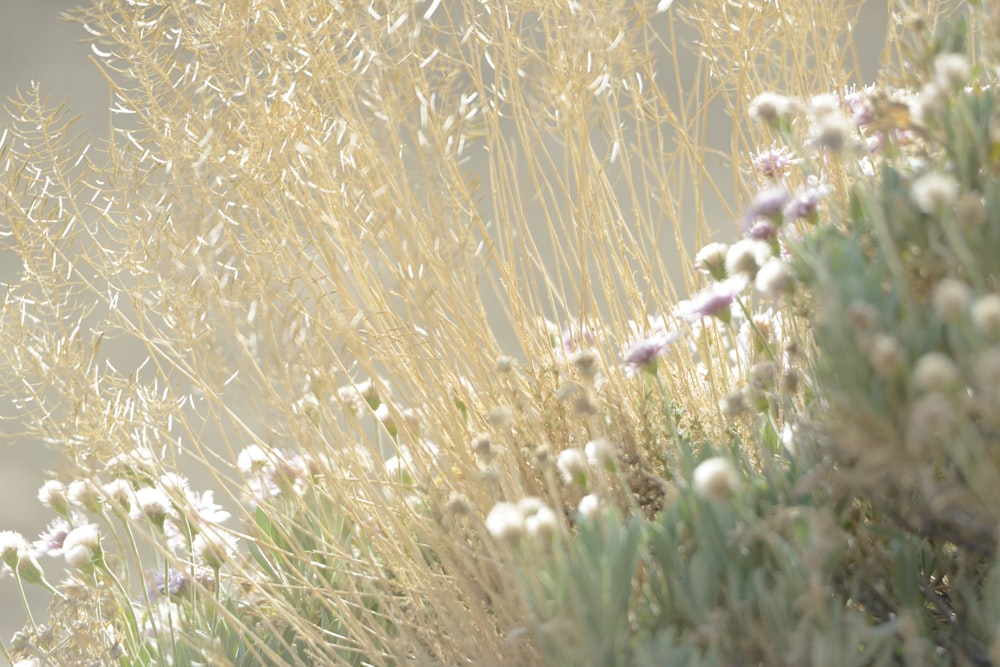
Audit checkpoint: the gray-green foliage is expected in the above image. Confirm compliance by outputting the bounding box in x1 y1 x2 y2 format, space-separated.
517 7 1000 666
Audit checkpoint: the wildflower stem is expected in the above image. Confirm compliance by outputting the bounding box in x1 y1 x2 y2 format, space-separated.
736 296 777 364
98 563 142 651
13 573 37 631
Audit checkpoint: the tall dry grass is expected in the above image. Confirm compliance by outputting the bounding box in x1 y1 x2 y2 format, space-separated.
0 0 975 664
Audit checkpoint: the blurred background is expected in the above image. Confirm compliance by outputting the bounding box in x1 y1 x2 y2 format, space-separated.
0 0 890 647
0 0 108 645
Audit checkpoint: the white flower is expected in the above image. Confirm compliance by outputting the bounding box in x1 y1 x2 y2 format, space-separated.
102 479 135 513
556 448 588 484
972 294 1000 337
237 444 271 475
62 524 102 569
485 502 525 542
516 496 545 516
755 258 794 297
184 489 231 526
158 473 190 497
585 438 616 468
912 352 959 393
694 242 729 278
67 479 103 513
811 112 855 151
912 172 958 215
0 530 27 569
132 487 174 528
192 528 239 569
809 93 841 119
692 457 741 501
749 92 798 125
37 480 69 516
33 517 73 557
932 278 971 322
725 239 772 279
525 506 558 537
577 494 601 519
934 52 970 90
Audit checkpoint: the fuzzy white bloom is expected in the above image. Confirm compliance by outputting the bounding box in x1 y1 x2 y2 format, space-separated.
37 480 69 516
694 242 729 278
577 494 601 519
32 517 72 557
932 278 972 322
692 457 741 501
811 111 855 151
132 486 173 528
192 528 238 570
67 479 103 513
485 502 525 542
749 92 798 125
517 498 558 537
556 448 588 484
62 524 102 570
725 239 772 279
934 52 971 90
181 489 232 527
913 82 946 123
525 506 558 537
0 530 27 569
585 438 616 468
516 496 546 516
869 334 905 378
237 444 271 475
158 473 191 497
972 295 1000 337
911 172 959 215
102 479 134 513
755 258 794 297
912 352 960 393
809 93 841 118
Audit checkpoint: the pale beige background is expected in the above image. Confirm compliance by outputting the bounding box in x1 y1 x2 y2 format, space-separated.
0 0 890 649
0 0 109 646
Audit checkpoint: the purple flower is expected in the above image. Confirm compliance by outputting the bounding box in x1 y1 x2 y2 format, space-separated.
747 220 778 241
33 517 73 557
783 184 827 222
842 87 873 127
149 567 190 599
675 276 750 324
740 186 791 232
622 330 681 377
561 321 602 353
751 146 800 179
184 490 231 526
